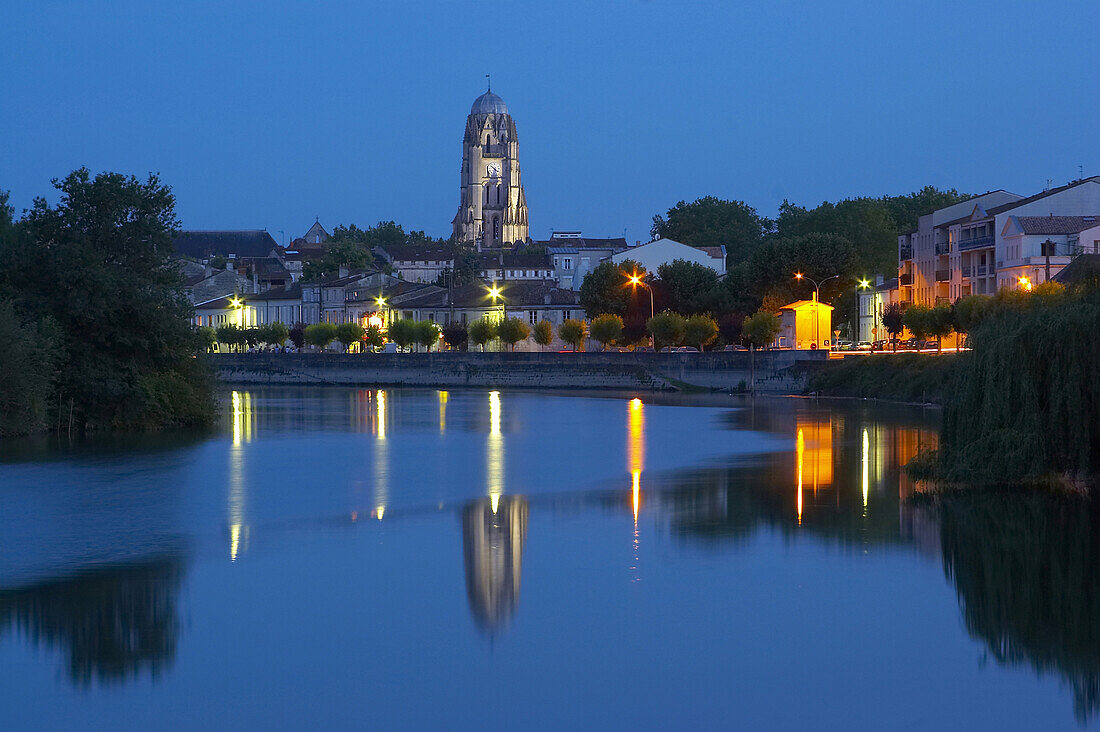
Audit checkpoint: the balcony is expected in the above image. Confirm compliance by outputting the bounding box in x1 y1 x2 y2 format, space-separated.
899 244 913 261
935 270 950 282
961 266 972 278
481 144 507 158
959 235 994 251
935 241 951 255
899 273 913 286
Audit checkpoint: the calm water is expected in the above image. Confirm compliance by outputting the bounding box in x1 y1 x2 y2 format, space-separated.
1 388 1098 730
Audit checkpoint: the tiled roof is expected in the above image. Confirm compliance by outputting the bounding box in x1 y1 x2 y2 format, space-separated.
396 280 580 309
477 252 551 268
1014 215 1100 235
173 230 280 260
698 246 726 260
346 281 438 303
537 236 628 250
985 177 1100 216
375 244 455 263
1053 254 1100 285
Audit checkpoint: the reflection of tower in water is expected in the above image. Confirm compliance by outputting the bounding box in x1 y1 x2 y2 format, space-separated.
487 391 503 513
462 496 528 632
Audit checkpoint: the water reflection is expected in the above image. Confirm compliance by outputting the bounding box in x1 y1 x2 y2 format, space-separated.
374 390 388 520
462 495 528 633
0 556 185 685
229 390 252 560
488 391 503 513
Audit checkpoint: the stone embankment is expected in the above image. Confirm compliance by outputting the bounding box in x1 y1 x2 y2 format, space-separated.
211 351 824 392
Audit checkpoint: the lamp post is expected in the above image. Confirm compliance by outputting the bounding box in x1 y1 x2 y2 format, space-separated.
488 282 506 319
626 271 654 347
857 279 870 347
374 294 387 330
794 273 838 349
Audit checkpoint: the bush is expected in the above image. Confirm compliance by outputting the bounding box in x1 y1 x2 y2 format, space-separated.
590 313 624 350
468 319 497 351
646 311 686 351
684 314 719 350
304 322 338 350
559 319 587 351
496 317 531 351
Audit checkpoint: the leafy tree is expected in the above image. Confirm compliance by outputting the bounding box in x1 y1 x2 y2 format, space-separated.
468 318 497 351
558 319 587 351
928 304 955 352
651 196 770 265
683 314 719 350
882 302 905 351
532 320 554 350
741 310 781 349
302 239 375 280
441 323 468 351
335 322 365 351
242 327 261 350
197 326 216 352
288 325 305 349
0 169 214 430
739 233 859 308
414 320 440 352
304 322 337 350
363 324 385 351
646 312 687 351
656 259 721 314
435 251 481 288
0 299 61 436
590 313 624 350
496 317 531 351
258 322 289 347
215 324 243 352
579 260 641 317
902 305 932 345
952 295 991 348
387 319 416 350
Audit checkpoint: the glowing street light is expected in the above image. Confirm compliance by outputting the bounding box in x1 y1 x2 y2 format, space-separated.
487 282 506 317
1018 275 1033 292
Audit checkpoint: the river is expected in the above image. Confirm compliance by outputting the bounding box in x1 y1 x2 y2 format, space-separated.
0 388 1096 729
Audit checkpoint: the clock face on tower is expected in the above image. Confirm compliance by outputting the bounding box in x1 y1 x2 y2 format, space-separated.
486 163 500 178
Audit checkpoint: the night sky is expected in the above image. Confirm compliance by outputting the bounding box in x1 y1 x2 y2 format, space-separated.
3 0 1098 244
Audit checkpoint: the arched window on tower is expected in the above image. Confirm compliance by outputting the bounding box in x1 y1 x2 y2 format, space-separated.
494 218 500 241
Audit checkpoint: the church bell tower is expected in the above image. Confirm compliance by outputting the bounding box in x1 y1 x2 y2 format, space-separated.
452 85 529 248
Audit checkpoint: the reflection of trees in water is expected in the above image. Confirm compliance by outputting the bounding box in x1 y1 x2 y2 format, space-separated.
937 493 1100 723
462 496 528 633
0 556 184 685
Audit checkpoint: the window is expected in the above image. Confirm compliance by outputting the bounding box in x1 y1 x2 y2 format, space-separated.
563 310 572 320
529 311 538 324
564 258 572 271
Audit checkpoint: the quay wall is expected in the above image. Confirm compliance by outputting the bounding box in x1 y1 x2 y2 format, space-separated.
210 351 824 392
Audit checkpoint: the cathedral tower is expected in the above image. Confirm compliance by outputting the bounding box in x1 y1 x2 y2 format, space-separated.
452 86 529 248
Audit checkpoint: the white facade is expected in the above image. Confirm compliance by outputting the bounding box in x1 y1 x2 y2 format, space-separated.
610 238 726 277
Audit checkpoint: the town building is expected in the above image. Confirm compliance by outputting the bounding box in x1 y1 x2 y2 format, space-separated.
537 232 629 290
476 251 554 282
173 230 282 263
775 295 833 350
452 86 530 248
373 244 455 283
857 276 901 343
191 285 304 329
301 270 402 324
610 237 726 277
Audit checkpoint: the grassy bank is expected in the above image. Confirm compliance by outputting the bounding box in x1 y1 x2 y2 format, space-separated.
803 354 957 404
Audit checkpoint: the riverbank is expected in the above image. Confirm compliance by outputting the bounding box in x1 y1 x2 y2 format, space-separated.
210 351 824 392
802 354 958 404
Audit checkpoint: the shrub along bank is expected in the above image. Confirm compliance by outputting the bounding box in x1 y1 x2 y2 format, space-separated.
804 354 957 404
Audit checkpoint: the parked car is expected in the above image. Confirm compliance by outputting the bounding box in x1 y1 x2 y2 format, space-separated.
857 341 872 351
634 346 655 353
723 344 748 352
676 346 700 353
835 340 854 351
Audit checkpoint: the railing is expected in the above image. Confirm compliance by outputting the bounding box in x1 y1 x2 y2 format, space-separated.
935 270 950 282
935 241 951 255
976 265 989 276
481 144 507 157
961 266 972 278
899 244 913 260
959 235 994 251
899 273 913 285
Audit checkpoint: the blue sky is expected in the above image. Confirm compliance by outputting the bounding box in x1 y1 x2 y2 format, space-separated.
2 0 1098 244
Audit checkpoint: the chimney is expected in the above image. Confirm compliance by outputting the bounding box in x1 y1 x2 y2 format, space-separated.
204 262 213 277
252 267 258 293
338 265 349 278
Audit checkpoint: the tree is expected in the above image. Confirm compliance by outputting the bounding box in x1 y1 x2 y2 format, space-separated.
364 324 385 351
258 322 289 347
651 196 770 265
928 304 955 353
242 327 261 350
590 314 624 350
335 322 364 351
387 319 416 350
882 302 905 351
558 319 587 351
441 323 467 351
683 314 719 351
436 251 481 288
646 312 687 351
288 326 305 349
532 320 554 350
741 310 781 395
741 311 781 349
468 319 497 351
304 322 337 351
496 317 530 351
903 305 932 346
302 239 375 280
656 260 721 314
0 298 61 436
579 260 639 317
215 324 243 352
197 326 216 352
0 169 215 430
414 320 440 352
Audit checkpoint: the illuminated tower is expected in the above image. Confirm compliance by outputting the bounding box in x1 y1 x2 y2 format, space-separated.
452 85 530 248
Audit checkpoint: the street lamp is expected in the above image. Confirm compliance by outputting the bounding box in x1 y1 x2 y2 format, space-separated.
373 294 387 329
794 272 839 349
487 282 506 318
1018 275 1032 292
857 279 871 346
228 295 244 328
626 270 655 348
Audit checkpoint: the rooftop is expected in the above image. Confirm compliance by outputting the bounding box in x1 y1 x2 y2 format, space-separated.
173 230 280 260
471 89 508 115
1013 215 1100 235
